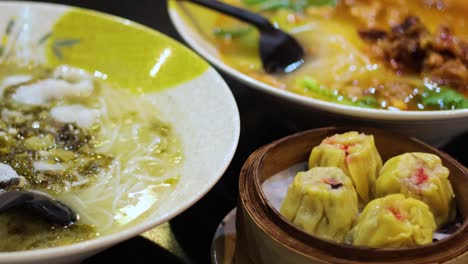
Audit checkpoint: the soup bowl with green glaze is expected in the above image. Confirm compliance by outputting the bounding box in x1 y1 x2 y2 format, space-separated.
0 2 240 263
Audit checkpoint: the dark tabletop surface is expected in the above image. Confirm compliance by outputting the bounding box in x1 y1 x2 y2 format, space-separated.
13 0 468 263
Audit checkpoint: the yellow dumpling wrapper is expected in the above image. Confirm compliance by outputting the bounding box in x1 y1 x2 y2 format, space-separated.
280 167 358 242
348 194 436 248
376 152 455 226
308 131 382 205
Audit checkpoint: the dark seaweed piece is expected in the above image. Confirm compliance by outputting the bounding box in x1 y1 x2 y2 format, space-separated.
78 157 111 177
57 123 89 151
34 171 77 193
0 190 77 226
0 178 20 190
5 151 35 179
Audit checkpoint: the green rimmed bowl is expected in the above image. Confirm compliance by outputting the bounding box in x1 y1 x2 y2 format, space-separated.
0 1 240 263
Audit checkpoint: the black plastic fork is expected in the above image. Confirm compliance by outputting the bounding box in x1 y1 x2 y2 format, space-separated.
180 0 305 74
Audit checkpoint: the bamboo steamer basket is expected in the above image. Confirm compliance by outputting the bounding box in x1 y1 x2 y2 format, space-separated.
237 127 468 264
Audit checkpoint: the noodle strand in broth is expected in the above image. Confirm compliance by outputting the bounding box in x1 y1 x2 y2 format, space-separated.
0 63 182 251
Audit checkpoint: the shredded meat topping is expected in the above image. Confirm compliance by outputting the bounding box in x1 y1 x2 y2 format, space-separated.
359 16 468 93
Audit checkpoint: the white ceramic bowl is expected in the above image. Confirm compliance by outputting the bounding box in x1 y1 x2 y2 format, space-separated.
168 1 468 146
0 1 240 263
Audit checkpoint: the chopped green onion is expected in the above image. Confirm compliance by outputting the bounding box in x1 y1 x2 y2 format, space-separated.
241 0 268 5
302 77 335 98
421 87 468 110
302 77 378 108
249 0 337 12
305 0 337 7
356 96 379 108
258 0 291 11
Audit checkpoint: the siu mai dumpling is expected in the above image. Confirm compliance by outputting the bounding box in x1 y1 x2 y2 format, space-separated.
280 167 358 242
376 152 455 226
308 131 382 205
347 194 436 248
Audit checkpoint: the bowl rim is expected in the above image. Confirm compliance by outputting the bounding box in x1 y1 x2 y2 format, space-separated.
0 1 240 261
168 1 468 121
240 127 468 262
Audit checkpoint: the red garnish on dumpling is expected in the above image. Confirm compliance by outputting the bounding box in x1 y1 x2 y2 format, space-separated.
413 168 429 185
389 207 404 221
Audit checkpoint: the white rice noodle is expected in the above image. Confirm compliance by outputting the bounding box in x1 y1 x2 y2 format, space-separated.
56 83 180 234
145 137 162 152
126 156 162 166
71 178 90 187
63 180 72 193
95 125 121 153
